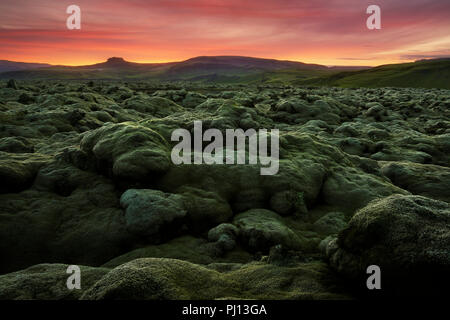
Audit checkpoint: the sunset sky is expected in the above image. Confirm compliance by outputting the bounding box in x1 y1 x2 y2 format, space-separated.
0 0 449 66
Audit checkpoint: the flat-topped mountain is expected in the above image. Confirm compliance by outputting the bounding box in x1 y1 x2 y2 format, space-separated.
93 57 135 68
79 57 172 70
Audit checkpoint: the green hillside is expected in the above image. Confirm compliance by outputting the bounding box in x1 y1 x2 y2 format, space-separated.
295 59 450 89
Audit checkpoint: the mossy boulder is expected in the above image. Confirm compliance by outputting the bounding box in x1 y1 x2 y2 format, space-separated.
0 183 131 273
178 186 233 233
123 95 184 117
381 161 450 202
0 152 50 193
181 92 207 108
270 190 308 216
0 264 109 300
326 194 450 295
0 136 34 153
81 258 232 299
208 223 238 253
120 189 187 241
322 167 409 210
81 258 349 300
80 122 170 181
313 211 347 235
233 209 306 252
33 160 100 196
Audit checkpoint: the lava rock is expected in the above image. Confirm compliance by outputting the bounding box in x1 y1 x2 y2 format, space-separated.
326 194 450 296
120 189 187 240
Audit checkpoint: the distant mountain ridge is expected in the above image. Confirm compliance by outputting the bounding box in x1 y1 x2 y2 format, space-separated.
0 56 367 82
0 56 448 88
0 56 351 75
0 60 52 73
175 56 329 70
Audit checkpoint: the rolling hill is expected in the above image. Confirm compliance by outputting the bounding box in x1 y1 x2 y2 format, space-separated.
296 58 450 89
0 56 449 88
0 56 343 82
0 60 52 73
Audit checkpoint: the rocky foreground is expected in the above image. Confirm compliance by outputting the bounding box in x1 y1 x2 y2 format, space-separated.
0 80 449 299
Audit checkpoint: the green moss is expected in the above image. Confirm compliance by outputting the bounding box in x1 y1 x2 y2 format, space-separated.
82 258 351 300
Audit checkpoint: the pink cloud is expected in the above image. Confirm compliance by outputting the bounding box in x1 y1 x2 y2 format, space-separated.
0 0 448 65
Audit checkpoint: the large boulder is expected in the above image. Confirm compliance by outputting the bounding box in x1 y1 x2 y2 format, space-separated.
158 156 326 211
80 122 170 181
313 211 347 235
178 186 233 233
0 183 131 273
208 223 239 253
273 98 341 124
321 167 409 210
181 92 207 108
269 190 308 216
381 161 450 202
0 136 34 153
0 152 49 193
81 258 229 300
120 189 187 240
232 209 306 252
326 194 450 295
123 95 184 117
33 160 99 196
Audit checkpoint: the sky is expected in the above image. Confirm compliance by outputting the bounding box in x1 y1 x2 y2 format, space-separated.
0 0 449 66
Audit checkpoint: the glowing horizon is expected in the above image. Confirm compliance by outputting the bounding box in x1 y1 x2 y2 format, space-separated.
1 0 449 67
0 56 411 68
0 55 411 68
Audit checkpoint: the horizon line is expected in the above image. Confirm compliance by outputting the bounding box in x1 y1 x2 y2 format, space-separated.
0 54 421 69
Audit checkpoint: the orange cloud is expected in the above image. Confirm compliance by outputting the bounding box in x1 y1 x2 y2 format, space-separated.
0 0 449 66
